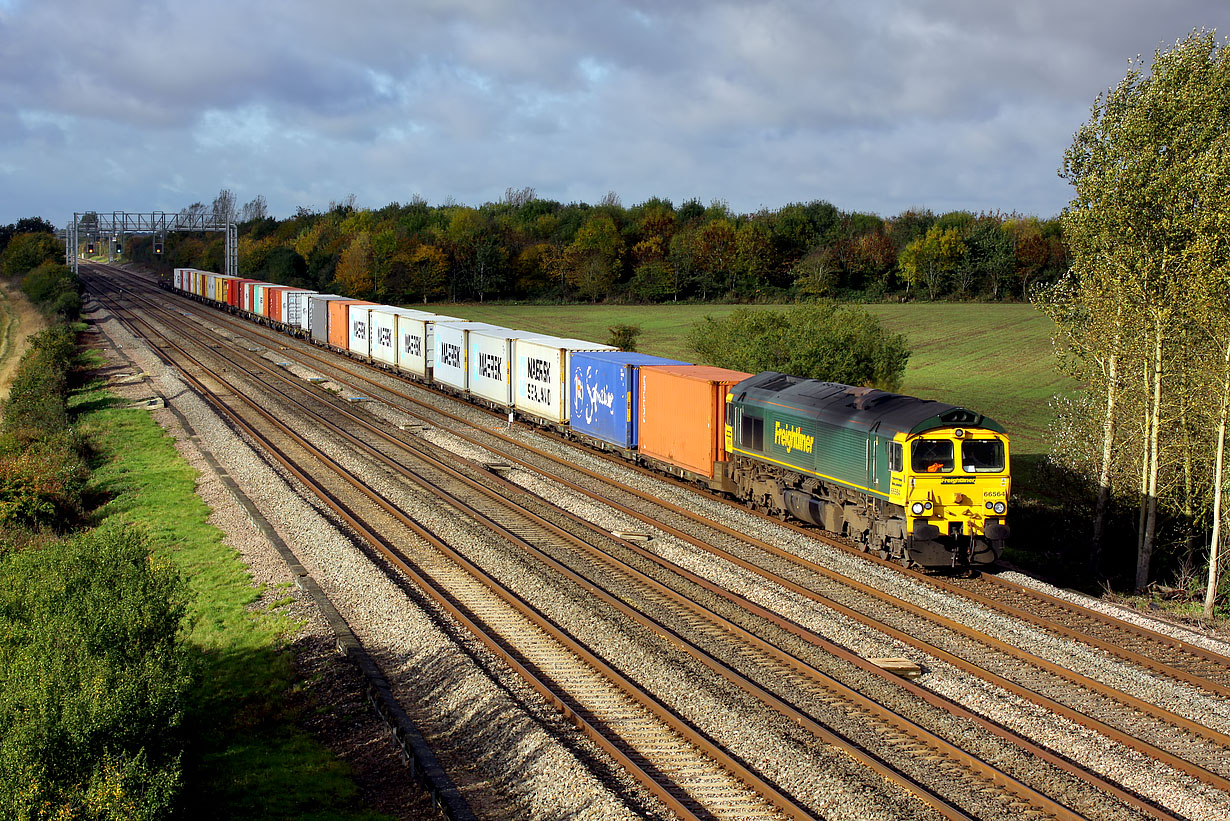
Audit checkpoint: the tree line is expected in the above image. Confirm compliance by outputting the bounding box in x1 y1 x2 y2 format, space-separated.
130 189 1067 306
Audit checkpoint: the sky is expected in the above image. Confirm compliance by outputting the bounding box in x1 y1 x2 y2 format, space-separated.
2 1 1228 228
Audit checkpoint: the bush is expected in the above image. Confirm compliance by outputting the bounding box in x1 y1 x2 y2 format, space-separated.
0 430 89 530
20 260 81 320
607 323 642 351
0 524 191 820
687 301 911 391
2 325 77 438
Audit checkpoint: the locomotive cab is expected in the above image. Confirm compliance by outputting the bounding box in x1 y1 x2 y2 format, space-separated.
894 426 1011 567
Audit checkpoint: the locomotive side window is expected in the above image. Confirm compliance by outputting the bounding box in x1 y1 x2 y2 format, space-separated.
742 414 764 450
889 442 903 472
912 439 954 473
962 439 1004 473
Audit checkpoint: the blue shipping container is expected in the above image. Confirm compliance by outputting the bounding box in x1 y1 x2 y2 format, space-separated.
570 351 688 449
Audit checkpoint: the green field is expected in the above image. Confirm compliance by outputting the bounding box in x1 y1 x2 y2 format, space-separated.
435 302 1077 456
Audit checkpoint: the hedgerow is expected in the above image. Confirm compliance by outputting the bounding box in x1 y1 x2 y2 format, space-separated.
0 523 191 820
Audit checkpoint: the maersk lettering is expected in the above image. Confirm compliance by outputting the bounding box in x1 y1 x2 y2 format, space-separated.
774 421 815 454
377 326 393 349
479 352 503 380
352 320 366 340
403 333 422 357
441 342 461 368
526 357 552 383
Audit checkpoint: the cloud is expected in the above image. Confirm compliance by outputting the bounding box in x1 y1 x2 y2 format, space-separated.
2 1 1229 224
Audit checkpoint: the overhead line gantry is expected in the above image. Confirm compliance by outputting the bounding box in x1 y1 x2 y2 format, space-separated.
65 211 238 277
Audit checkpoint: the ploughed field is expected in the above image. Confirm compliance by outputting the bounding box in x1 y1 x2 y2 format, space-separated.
440 302 1071 457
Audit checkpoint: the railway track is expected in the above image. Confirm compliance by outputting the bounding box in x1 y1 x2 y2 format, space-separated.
84 264 1230 819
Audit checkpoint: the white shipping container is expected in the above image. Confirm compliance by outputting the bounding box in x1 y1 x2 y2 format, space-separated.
368 308 413 366
173 268 184 290
394 311 467 379
282 289 318 330
433 322 507 392
514 337 617 424
348 303 378 358
468 328 537 408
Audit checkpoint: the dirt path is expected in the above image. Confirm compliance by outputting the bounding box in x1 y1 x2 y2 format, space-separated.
0 280 47 400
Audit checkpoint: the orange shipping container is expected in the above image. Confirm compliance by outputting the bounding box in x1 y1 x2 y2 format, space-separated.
327 299 374 350
638 365 752 479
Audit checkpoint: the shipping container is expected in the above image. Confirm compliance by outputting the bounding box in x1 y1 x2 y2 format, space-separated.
467 327 539 408
308 295 348 343
432 322 508 393
638 365 752 480
514 337 617 424
282 289 318 330
173 268 184 290
367 307 412 366
228 279 256 309
568 351 689 448
393 310 467 380
268 287 293 323
328 300 373 350
347 302 382 358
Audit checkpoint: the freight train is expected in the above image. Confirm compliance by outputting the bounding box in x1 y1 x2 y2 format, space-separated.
165 267 1011 568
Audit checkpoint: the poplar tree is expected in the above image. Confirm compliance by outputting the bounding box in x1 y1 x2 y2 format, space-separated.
1052 29 1230 598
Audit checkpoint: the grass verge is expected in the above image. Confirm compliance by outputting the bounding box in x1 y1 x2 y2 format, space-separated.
70 370 393 821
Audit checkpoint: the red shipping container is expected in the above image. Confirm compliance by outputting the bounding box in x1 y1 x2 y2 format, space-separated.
327 300 374 350
638 365 752 478
265 286 290 322
229 278 257 308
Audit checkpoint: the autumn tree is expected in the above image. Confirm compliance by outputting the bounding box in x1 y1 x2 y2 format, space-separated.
898 225 965 299
565 214 623 301
335 231 374 297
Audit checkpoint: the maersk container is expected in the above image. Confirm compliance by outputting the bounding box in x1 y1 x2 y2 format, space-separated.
467 327 540 408
393 310 467 380
308 295 347 343
569 351 689 448
283 289 318 330
514 337 617 424
347 302 383 358
368 307 415 366
638 365 752 480
432 322 509 393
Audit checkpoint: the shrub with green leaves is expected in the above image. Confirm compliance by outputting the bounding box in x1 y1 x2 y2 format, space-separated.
0 523 191 820
20 260 81 320
687 301 911 391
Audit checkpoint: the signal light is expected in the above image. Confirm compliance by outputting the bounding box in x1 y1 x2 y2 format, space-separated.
154 242 163 255
86 243 95 254
114 241 122 254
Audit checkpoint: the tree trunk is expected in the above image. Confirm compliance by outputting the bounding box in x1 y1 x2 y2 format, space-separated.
1136 325 1164 591
1206 334 1230 618
1091 310 1123 574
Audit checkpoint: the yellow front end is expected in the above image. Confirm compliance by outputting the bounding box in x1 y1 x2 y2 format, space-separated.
889 428 1011 564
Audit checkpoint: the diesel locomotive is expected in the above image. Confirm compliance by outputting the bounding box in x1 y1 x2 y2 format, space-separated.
725 372 1010 567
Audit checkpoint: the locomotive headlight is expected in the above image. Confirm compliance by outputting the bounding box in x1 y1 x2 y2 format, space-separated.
985 501 994 510
993 501 1006 514
925 501 933 511
911 502 925 515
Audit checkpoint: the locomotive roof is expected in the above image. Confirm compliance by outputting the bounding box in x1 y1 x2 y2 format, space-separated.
730 371 1005 435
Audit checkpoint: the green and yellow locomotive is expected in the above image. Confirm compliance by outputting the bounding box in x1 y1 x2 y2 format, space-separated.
724 372 1010 568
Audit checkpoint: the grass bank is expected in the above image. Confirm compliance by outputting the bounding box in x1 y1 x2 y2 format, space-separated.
70 355 392 820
